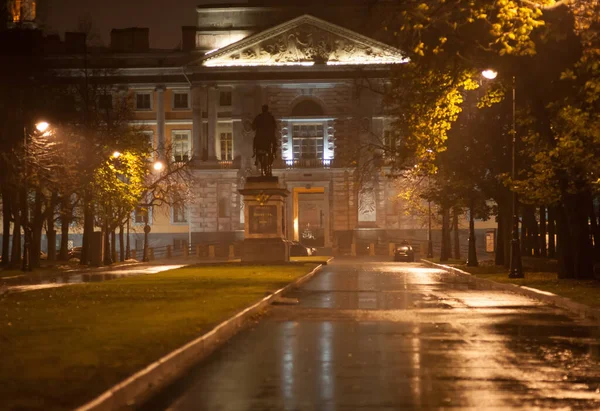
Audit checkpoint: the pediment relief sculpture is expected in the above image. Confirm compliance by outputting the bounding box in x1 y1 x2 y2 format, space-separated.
203 17 407 67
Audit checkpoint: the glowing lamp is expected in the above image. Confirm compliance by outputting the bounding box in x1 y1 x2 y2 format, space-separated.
482 69 498 80
35 121 50 132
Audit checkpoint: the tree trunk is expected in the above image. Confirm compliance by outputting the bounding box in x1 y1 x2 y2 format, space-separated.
590 199 599 262
440 207 451 262
46 193 57 262
111 229 117 263
143 224 150 262
539 206 547 258
452 207 460 260
9 195 21 268
1 188 12 266
29 190 43 270
563 192 594 279
20 188 29 271
59 196 71 261
548 206 556 258
119 225 125 262
81 191 93 265
529 206 540 257
521 205 529 256
556 204 574 279
126 218 130 260
103 217 112 266
495 211 505 266
467 203 478 267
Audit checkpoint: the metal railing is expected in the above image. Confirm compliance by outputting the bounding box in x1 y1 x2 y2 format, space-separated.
131 241 243 262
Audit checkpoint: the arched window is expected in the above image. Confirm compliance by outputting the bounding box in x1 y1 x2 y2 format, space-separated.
291 99 324 117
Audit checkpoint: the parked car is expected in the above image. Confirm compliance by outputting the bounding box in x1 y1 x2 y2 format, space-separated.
68 246 82 260
394 244 415 262
290 241 312 257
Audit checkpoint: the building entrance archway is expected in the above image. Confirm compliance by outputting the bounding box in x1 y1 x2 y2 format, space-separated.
292 186 329 247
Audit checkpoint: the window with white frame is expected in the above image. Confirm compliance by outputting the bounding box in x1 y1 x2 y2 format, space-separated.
172 130 191 162
172 91 189 110
135 92 152 110
133 206 151 225
220 132 233 160
292 124 324 160
171 202 188 224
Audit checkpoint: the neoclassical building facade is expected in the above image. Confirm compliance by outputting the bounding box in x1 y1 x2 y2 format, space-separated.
51 2 431 253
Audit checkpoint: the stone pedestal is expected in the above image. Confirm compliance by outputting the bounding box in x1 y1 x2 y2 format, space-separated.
239 176 290 263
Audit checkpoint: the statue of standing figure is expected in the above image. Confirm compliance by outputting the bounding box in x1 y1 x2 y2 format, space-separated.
252 104 278 177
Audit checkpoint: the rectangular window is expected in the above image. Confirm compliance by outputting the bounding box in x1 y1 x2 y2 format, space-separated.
219 91 232 107
383 130 396 156
220 132 233 160
135 92 152 110
172 130 191 162
292 124 324 160
171 203 188 224
134 206 151 225
173 91 189 110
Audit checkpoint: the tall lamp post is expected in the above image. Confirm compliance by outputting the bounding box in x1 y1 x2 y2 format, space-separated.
140 160 164 263
22 121 50 272
482 69 523 278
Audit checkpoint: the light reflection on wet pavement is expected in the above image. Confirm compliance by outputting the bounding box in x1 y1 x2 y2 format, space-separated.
142 259 600 410
2 265 186 293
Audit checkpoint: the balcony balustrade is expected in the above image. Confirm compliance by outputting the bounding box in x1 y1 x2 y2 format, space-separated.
275 158 334 169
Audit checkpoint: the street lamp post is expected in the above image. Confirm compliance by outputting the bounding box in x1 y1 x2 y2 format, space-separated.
508 75 523 278
427 200 434 258
21 121 50 272
482 70 523 278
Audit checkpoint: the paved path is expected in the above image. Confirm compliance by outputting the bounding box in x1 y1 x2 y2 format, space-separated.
142 259 600 410
1 263 188 294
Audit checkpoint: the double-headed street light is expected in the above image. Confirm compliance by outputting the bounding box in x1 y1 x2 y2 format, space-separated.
482 69 523 278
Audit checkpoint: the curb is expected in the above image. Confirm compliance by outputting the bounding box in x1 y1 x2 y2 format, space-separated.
421 259 600 322
76 263 325 411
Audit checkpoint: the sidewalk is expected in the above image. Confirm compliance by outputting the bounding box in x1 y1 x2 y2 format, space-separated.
422 259 600 321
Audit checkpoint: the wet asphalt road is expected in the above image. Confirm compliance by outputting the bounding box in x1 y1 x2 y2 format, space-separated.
142 259 600 410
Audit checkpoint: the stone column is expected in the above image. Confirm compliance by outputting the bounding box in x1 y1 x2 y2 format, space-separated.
156 85 166 160
191 86 204 160
207 86 219 161
231 86 243 164
233 120 243 163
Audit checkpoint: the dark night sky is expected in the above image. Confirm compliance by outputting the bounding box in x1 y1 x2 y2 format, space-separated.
43 0 239 49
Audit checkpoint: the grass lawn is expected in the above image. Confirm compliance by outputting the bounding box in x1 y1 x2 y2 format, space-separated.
433 261 600 309
0 263 319 411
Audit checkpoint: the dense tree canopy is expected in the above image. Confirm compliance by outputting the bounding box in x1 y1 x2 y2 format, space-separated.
378 0 600 277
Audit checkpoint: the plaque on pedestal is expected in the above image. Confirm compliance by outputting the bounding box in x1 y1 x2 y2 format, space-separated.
239 176 290 263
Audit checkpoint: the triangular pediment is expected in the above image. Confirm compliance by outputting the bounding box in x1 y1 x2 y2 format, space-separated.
199 14 408 67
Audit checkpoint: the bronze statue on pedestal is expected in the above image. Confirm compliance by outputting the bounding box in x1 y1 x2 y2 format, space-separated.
252 105 278 177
